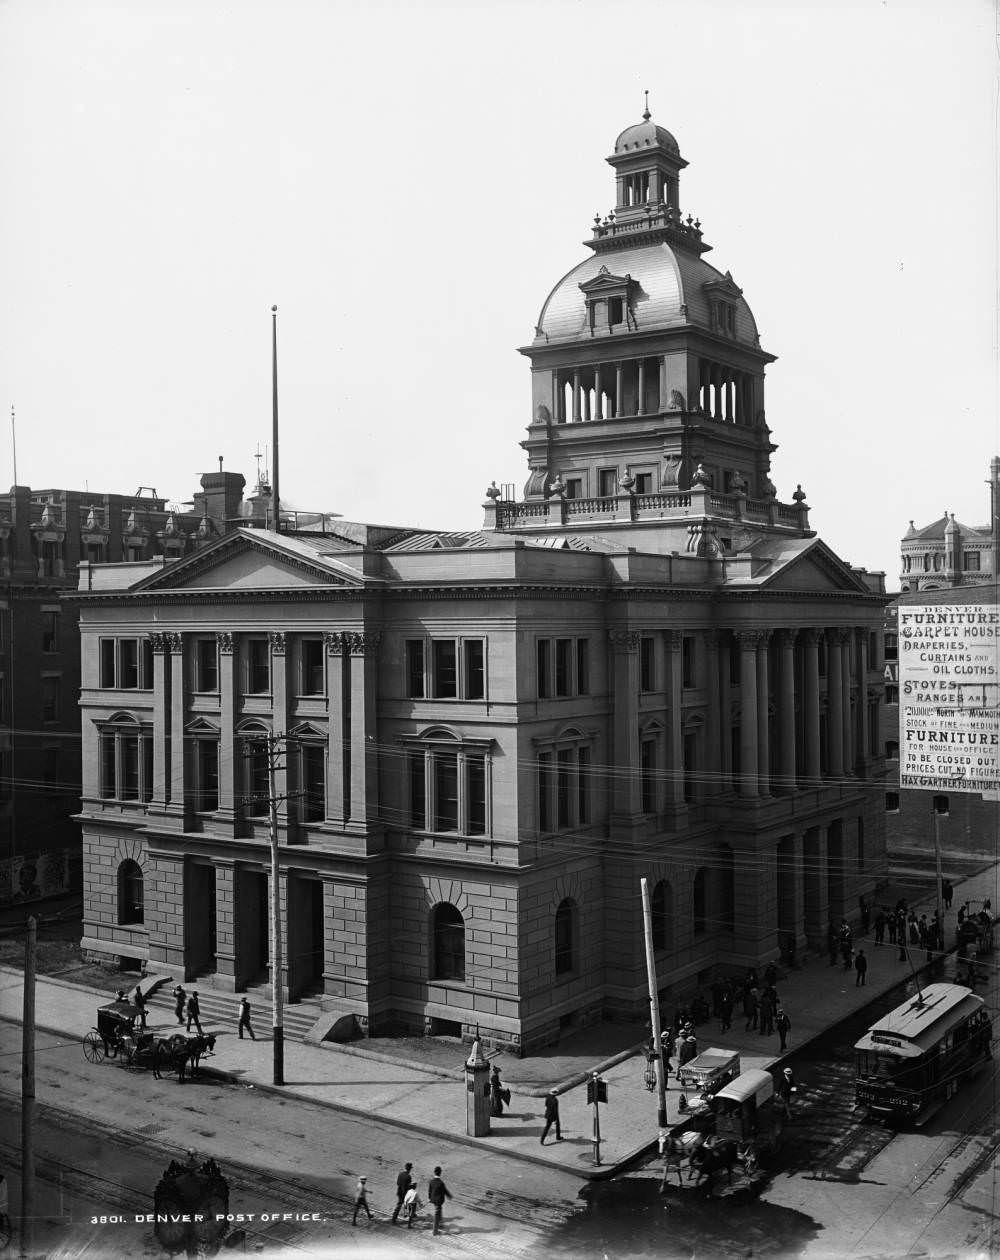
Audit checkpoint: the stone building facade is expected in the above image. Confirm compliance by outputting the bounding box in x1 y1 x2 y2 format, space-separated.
74 110 889 1051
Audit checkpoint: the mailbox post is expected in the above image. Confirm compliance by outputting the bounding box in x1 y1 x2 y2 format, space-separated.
465 1033 491 1137
586 1072 608 1165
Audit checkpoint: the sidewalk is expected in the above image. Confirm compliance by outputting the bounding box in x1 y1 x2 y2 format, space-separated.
2 861 996 1181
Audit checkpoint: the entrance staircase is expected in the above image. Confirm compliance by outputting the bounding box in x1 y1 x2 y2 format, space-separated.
143 977 324 1043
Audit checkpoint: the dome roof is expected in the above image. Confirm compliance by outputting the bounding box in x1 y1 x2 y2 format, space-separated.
613 117 680 157
535 242 759 345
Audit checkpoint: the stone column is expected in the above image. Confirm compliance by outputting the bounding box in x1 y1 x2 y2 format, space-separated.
150 633 170 807
756 631 771 795
802 824 829 950
637 360 646 416
802 629 822 783
704 631 721 798
777 630 797 792
213 858 236 987
666 632 684 806
615 363 624 417
609 631 641 817
594 366 604 420
827 630 845 779
325 632 347 825
737 631 759 799
840 629 854 773
169 633 186 810
857 629 870 762
217 632 237 817
720 635 733 787
270 632 289 827
572 370 581 422
348 631 382 831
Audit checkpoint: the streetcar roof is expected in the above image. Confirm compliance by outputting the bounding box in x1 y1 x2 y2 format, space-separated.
715 1068 774 1106
853 983 984 1055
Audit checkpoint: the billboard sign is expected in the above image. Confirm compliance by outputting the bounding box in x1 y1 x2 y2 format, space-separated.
898 604 1000 793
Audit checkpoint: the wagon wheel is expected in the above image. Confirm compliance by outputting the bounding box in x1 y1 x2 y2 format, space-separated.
83 1031 105 1064
741 1142 759 1176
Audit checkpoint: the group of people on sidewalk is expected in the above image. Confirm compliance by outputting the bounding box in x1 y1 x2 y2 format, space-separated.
352 1162 453 1236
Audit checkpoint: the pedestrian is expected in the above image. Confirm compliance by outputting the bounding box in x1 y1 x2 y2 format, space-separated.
679 1033 698 1074
674 1028 687 1075
390 1162 414 1224
743 984 760 1032
540 1090 563 1144
237 996 255 1040
351 1175 372 1226
659 1031 673 1080
873 912 886 946
173 985 186 1025
719 987 734 1033
133 984 148 1030
776 1066 796 1116
427 1166 452 1236
401 1185 421 1228
186 990 203 1034
775 1007 791 1052
489 1064 510 1116
855 948 868 987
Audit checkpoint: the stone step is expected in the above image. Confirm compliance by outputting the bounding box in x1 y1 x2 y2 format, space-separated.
144 983 321 1041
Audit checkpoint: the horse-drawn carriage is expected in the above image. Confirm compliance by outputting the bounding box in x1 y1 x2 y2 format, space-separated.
956 903 995 957
659 1067 785 1194
83 999 216 1082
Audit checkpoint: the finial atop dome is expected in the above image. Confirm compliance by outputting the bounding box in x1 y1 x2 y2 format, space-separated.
643 89 650 122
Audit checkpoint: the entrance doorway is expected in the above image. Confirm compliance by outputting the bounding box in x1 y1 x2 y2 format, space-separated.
186 863 217 976
287 876 325 997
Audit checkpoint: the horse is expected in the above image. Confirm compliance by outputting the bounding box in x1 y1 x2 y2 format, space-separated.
689 1137 740 1197
658 1131 706 1192
154 1033 215 1083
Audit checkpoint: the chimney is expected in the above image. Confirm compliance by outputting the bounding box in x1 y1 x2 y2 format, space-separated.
195 471 246 535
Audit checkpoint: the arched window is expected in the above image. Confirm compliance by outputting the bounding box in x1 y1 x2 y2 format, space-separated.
118 859 144 925
432 903 465 981
651 879 670 951
555 898 576 975
693 868 707 934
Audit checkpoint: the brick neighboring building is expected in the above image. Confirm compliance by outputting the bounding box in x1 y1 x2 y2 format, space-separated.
73 109 889 1053
0 471 250 906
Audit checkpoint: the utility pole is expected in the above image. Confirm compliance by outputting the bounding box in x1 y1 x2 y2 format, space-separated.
243 732 298 1086
933 796 947 951
21 916 36 1260
640 877 667 1129
271 305 280 531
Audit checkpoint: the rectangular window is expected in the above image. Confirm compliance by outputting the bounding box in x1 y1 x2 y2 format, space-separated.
196 741 219 812
683 732 697 803
100 639 116 687
119 640 139 689
247 638 270 694
126 543 145 562
564 478 582 500
884 633 898 663
598 468 617 498
885 684 899 705
557 748 573 828
463 640 485 700
196 638 219 692
42 612 59 653
537 639 551 699
640 637 655 691
555 639 573 697
301 744 325 822
577 745 590 823
100 735 116 799
641 738 656 813
405 640 425 698
432 640 458 698
467 755 487 835
885 791 900 812
245 744 270 816
576 639 590 695
538 751 553 833
433 750 459 831
142 638 153 689
41 676 60 723
682 636 695 688
301 638 324 696
964 553 981 572
86 542 104 565
142 736 154 803
408 751 427 829
41 540 60 577
633 472 652 494
121 734 140 800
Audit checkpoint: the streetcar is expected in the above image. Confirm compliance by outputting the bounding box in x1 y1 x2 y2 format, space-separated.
854 982 993 1122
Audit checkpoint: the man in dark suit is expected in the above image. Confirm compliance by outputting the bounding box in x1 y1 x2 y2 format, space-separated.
427 1166 452 1236
186 990 203 1034
390 1162 413 1224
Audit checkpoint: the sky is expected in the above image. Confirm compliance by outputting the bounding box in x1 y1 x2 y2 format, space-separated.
0 0 996 583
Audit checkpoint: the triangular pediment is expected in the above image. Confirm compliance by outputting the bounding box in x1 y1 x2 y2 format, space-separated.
130 529 367 593
757 539 874 595
703 271 743 299
579 266 633 295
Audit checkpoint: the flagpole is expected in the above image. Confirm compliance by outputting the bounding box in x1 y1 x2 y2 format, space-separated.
271 306 280 530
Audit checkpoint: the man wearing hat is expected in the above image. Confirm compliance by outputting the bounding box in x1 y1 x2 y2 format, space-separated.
173 985 187 1025
775 1007 791 1052
776 1066 796 1116
540 1090 563 1144
186 989 203 1035
352 1175 372 1225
